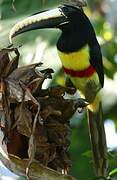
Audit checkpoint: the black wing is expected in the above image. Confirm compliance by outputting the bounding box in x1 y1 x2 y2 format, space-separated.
89 43 104 87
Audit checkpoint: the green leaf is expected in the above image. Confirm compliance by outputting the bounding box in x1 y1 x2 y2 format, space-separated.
109 168 117 177
82 150 92 158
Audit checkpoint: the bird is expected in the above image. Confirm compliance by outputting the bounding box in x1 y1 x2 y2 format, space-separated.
9 4 108 178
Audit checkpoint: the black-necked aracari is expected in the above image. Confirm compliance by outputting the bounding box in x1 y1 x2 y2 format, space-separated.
9 4 108 178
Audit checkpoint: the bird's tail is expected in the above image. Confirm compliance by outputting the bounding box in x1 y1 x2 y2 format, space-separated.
87 99 108 178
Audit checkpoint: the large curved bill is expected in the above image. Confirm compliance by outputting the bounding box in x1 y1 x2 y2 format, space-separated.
9 7 69 43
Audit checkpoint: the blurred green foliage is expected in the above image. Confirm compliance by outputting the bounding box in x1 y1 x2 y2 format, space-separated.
0 0 117 179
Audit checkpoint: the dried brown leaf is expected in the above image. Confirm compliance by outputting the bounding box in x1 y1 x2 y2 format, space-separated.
48 86 66 96
0 49 10 77
8 63 43 85
38 96 75 122
0 80 11 131
0 80 5 110
27 104 40 176
20 84 42 175
21 83 40 108
27 77 45 94
31 68 54 95
40 106 61 120
13 102 32 137
32 124 50 165
3 54 19 77
0 48 20 78
26 133 36 176
46 121 70 146
6 79 24 102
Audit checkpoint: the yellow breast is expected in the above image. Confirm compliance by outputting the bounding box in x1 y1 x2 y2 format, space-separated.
57 45 90 71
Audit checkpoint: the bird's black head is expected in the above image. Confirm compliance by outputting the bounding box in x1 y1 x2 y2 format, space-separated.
60 5 84 21
57 5 96 52
58 5 86 30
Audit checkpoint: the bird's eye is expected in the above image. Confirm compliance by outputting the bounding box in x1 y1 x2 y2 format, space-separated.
62 6 69 13
61 5 77 14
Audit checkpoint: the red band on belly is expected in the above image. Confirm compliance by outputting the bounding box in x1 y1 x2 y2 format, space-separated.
63 65 96 77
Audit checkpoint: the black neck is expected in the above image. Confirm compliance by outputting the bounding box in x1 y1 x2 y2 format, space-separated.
57 18 97 53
